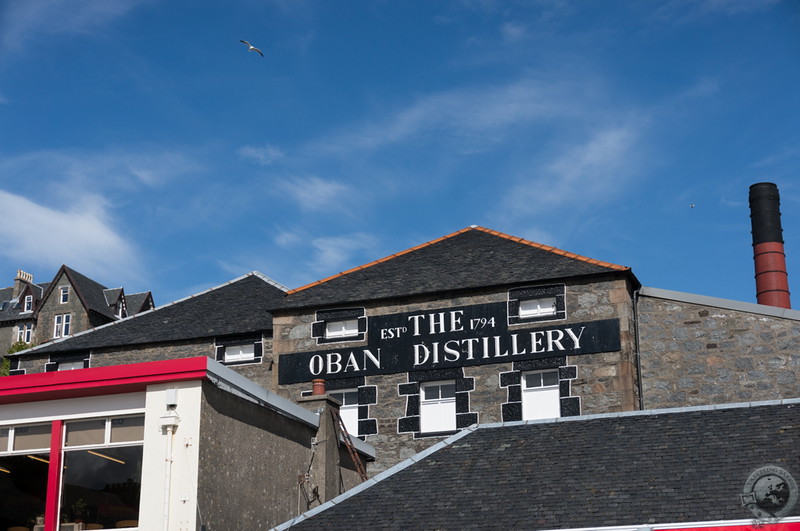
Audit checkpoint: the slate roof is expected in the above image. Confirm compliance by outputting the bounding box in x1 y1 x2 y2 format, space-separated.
279 400 800 530
49 265 119 320
16 272 287 356
0 282 47 323
125 291 155 314
280 226 637 309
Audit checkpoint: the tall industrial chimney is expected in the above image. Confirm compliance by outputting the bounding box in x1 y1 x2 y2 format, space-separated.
749 182 791 308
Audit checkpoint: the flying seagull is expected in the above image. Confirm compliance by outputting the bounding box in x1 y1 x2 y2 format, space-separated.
240 40 264 57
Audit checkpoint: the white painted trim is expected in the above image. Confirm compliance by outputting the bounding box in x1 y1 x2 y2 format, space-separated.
0 392 145 425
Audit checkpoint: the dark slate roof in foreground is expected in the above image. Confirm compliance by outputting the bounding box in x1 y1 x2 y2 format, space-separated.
280 226 636 309
278 400 800 530
17 273 287 355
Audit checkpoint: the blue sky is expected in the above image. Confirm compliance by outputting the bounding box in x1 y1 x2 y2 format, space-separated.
1 0 798 306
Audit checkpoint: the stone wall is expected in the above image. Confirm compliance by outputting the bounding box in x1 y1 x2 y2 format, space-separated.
197 381 317 529
32 275 95 345
274 275 639 473
637 290 800 408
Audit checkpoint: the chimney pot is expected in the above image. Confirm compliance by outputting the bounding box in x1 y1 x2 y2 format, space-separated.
311 379 326 395
749 182 791 309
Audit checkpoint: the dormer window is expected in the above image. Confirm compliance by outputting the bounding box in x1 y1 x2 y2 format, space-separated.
23 295 32 313
60 286 69 304
508 285 566 324
312 308 366 344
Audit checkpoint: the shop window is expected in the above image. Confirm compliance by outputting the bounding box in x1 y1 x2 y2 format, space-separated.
60 286 69 304
61 416 144 528
312 308 366 344
53 313 71 338
522 370 561 421
508 285 566 324
215 335 262 366
329 389 360 436
0 423 51 529
420 381 456 433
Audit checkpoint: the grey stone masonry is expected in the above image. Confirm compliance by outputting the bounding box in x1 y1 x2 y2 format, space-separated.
274 276 639 474
637 287 800 408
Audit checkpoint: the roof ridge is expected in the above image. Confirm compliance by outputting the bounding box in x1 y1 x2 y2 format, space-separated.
11 272 279 356
285 226 627 295
285 227 474 295
472 226 629 271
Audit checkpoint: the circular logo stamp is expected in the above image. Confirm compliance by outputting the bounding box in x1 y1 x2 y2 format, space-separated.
741 465 798 520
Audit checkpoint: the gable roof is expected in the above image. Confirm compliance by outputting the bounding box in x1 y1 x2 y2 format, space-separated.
39 265 120 320
125 291 155 315
280 226 636 309
279 399 800 530
0 282 47 324
17 272 287 356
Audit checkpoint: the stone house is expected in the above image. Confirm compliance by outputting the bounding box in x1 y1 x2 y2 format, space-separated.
0 266 154 353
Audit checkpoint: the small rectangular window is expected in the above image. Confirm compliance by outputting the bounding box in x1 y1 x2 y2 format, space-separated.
60 286 69 303
325 319 359 339
58 360 84 371
522 370 560 421
224 343 255 362
54 313 71 338
519 297 557 318
23 295 33 312
313 308 366 344
13 423 51 452
17 323 32 343
110 415 145 443
509 285 566 324
420 381 456 433
329 389 360 436
65 419 106 447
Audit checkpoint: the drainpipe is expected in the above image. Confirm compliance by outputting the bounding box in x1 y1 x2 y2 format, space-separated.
158 391 181 531
632 289 645 411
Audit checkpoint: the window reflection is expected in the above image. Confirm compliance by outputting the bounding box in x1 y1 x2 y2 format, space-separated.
61 446 142 527
0 453 48 529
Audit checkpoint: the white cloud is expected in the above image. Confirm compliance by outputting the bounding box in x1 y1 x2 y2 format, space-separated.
0 190 141 282
239 144 285 166
275 175 352 212
309 79 578 156
0 149 200 193
503 125 641 214
501 22 528 42
309 233 378 273
0 0 148 57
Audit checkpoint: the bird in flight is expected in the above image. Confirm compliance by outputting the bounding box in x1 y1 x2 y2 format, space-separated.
240 40 264 57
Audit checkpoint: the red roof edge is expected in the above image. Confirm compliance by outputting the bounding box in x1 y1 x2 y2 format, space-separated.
286 226 629 295
0 356 211 405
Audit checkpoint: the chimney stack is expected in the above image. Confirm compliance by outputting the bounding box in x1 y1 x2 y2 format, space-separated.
12 270 33 298
749 182 791 309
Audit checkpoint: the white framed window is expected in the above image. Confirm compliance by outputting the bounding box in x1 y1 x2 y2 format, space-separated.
17 323 32 343
53 313 71 338
58 360 85 371
60 286 69 304
325 319 359 339
420 381 456 433
223 343 255 363
509 284 566 324
522 370 560 421
329 389 360 436
313 308 366 344
519 297 557 318
23 295 33 313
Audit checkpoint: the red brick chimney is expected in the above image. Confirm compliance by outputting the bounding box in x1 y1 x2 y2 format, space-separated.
749 182 791 308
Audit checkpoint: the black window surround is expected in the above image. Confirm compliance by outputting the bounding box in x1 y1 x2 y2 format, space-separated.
214 334 263 366
507 284 566 324
312 308 367 345
45 353 91 372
